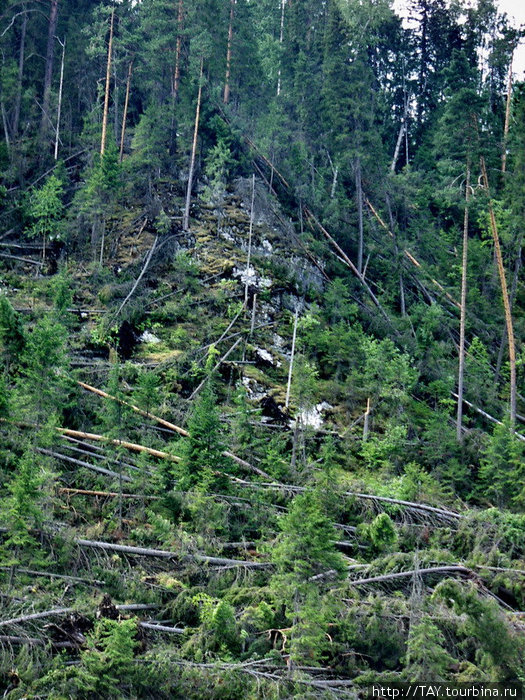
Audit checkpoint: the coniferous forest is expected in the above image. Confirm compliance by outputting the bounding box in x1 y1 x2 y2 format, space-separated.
1 0 525 696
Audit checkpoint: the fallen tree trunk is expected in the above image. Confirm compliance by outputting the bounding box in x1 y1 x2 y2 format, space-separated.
228 476 464 522
0 634 77 648
347 565 474 587
366 197 461 310
0 608 74 628
1 418 182 462
76 379 270 477
59 487 160 500
139 621 185 634
451 393 525 443
74 537 270 569
36 447 134 482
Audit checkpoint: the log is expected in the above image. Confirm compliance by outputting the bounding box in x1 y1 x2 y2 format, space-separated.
36 447 134 482
365 197 461 310
0 634 77 648
304 207 394 329
1 418 182 462
347 565 474 587
74 537 270 569
76 379 270 477
451 393 525 444
59 487 160 500
139 621 185 634
228 476 464 522
0 566 105 586
0 607 74 628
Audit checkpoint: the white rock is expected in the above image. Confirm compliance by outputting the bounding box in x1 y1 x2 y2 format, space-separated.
140 330 161 344
255 347 282 367
292 402 333 430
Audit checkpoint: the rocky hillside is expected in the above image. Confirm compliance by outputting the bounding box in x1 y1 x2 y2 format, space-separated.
1 176 524 698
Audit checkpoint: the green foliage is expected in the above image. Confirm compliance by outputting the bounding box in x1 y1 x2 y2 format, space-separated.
272 489 346 586
179 381 227 489
1 445 52 558
36 618 139 698
16 314 69 422
478 419 525 509
0 295 25 367
204 138 234 200
433 580 525 681
25 174 64 245
366 513 398 552
404 616 456 682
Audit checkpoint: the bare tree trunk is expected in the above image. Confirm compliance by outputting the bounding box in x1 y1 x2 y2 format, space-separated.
183 57 203 231
501 57 513 174
495 242 522 381
244 173 255 305
363 398 371 440
456 161 471 442
100 8 114 156
173 0 184 101
285 305 299 409
386 193 406 316
119 60 133 163
13 5 27 139
390 120 405 172
277 0 285 96
40 0 59 141
356 159 364 276
54 37 65 160
0 99 10 155
480 157 516 427
223 0 235 104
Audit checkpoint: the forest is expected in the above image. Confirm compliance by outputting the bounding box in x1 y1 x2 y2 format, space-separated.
0 0 525 696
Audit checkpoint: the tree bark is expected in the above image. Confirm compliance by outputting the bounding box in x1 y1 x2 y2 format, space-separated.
277 0 286 96
40 0 59 142
223 0 235 104
119 60 133 163
13 4 28 140
172 0 184 101
456 161 470 442
183 57 203 231
100 7 114 156
244 173 255 305
54 36 65 160
501 56 513 174
480 157 517 427
356 158 364 276
285 305 299 409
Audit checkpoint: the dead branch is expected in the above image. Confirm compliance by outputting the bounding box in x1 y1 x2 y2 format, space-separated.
113 231 158 320
188 337 242 401
365 197 461 310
